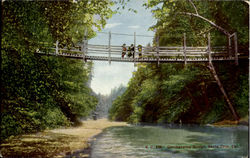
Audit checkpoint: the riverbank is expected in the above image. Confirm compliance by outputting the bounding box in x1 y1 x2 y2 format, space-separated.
212 115 249 127
0 119 127 158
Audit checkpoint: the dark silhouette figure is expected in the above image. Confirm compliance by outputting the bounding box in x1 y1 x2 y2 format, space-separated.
131 44 135 58
138 44 142 58
122 44 127 58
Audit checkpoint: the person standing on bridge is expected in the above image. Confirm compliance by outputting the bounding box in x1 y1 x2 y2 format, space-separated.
130 44 135 58
127 45 132 58
122 44 127 58
137 44 142 58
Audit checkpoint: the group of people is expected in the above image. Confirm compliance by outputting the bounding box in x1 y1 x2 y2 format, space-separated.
122 44 143 58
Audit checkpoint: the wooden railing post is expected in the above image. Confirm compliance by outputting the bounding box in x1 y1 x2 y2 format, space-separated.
207 32 212 64
56 40 59 55
233 32 238 66
183 33 187 65
108 31 111 65
156 35 160 66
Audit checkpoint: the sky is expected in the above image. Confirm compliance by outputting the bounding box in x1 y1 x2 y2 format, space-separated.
89 0 156 95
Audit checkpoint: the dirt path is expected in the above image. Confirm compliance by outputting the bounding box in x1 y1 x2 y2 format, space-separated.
0 119 127 158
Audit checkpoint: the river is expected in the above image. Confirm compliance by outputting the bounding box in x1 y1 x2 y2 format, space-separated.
90 124 248 158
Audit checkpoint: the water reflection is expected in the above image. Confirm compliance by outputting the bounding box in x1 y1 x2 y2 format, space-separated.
91 124 248 158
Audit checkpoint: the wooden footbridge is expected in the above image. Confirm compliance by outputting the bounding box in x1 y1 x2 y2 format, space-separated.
36 31 246 121
36 31 243 65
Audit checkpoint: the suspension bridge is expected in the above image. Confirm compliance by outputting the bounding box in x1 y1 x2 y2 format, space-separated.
36 31 246 65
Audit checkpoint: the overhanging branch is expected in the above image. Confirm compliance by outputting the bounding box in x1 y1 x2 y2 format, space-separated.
179 0 232 37
188 0 198 15
197 27 214 36
179 12 231 36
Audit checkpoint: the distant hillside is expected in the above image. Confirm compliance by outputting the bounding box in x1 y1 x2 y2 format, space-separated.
93 85 127 118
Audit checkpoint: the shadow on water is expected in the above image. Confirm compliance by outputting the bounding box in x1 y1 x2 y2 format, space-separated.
90 124 248 158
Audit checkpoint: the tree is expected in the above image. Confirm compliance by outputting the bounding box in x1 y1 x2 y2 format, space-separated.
109 1 248 123
1 0 115 140
143 0 248 121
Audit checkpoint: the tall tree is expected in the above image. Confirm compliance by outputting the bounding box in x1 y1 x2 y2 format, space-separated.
1 0 115 140
109 1 248 123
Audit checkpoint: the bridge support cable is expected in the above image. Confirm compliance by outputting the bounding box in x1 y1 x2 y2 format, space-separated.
183 33 187 65
207 32 239 121
108 31 111 65
56 40 59 55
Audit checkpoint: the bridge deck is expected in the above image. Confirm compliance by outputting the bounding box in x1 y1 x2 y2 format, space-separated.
36 51 243 63
34 31 248 64
35 42 246 64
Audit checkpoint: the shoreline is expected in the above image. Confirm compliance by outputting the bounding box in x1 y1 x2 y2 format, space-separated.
212 117 249 127
65 121 249 158
0 119 127 158
52 118 128 158
1 118 247 157
64 128 108 158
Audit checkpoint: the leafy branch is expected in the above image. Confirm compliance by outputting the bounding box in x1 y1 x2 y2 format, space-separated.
179 0 231 36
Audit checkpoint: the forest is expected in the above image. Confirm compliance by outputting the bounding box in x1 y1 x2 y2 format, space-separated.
94 85 126 118
0 0 115 141
0 1 248 158
1 0 249 142
109 1 249 124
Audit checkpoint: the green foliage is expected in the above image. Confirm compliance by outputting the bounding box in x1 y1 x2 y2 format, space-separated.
43 108 70 128
200 99 228 124
109 62 248 124
234 75 249 117
109 63 204 123
108 1 248 125
1 0 114 140
144 1 248 49
95 85 126 118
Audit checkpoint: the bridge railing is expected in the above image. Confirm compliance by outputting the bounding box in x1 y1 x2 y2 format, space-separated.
35 31 241 65
38 44 231 59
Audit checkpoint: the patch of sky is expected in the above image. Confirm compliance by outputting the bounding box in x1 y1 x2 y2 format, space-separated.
89 0 157 95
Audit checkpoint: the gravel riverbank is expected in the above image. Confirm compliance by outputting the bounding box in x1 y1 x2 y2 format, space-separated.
0 119 127 158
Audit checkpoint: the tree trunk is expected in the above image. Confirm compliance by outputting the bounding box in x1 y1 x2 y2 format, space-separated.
208 63 240 121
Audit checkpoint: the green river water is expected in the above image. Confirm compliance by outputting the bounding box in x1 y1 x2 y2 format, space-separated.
90 124 248 158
